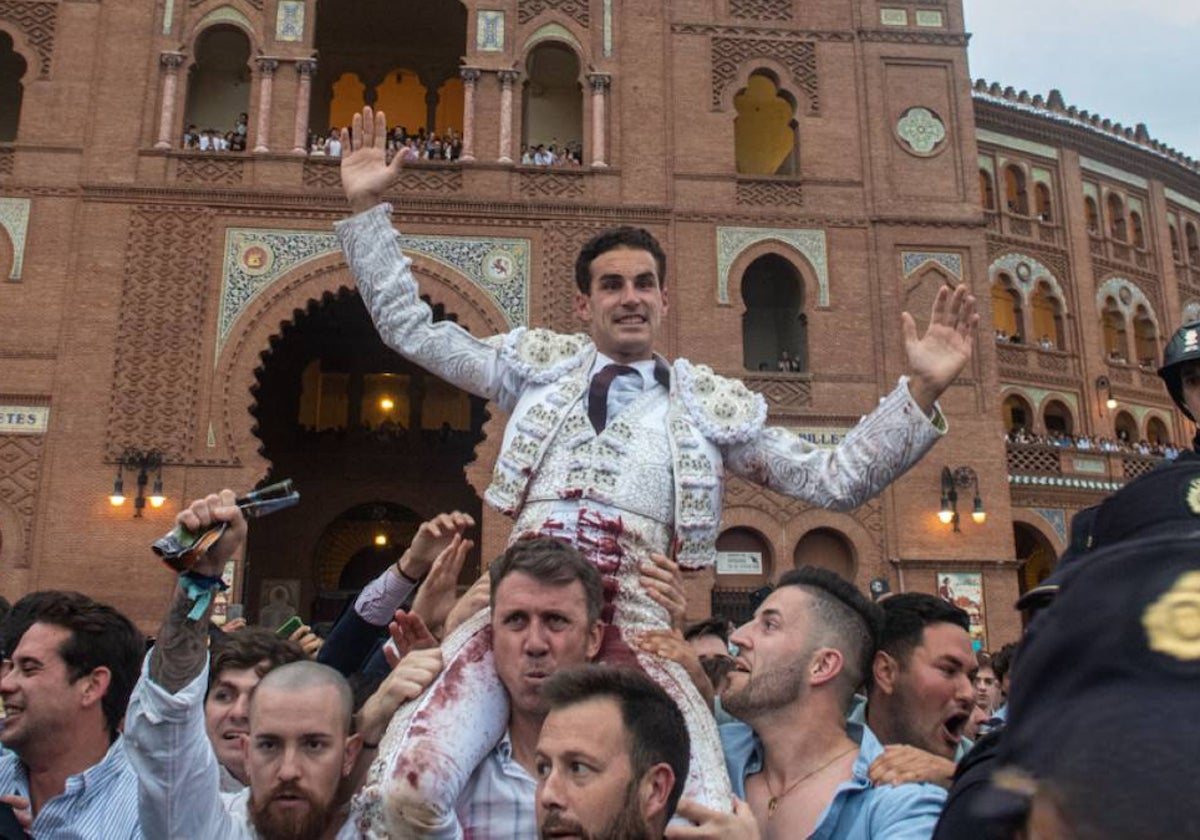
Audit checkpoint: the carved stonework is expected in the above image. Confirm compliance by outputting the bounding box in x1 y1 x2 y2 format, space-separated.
736 179 803 208
742 374 812 410
518 0 589 26
107 208 213 460
729 0 793 21
176 156 245 186
0 0 56 78
538 221 612 332
302 160 342 190
995 346 1029 368
1036 352 1071 374
0 433 44 567
519 171 585 200
397 168 463 194
0 147 10 177
712 36 818 113
192 0 262 9
717 226 828 306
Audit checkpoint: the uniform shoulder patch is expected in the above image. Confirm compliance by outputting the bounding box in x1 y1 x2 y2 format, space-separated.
501 328 591 383
675 359 767 445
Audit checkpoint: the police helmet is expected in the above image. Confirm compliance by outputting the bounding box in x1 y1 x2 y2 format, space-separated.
1158 319 1200 420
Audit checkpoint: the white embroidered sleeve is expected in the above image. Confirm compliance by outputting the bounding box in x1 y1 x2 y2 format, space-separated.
335 205 523 413
723 377 945 511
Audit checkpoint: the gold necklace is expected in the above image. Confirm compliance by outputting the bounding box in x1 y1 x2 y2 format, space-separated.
765 745 858 818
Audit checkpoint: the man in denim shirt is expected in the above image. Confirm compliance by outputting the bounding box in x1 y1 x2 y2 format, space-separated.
702 568 945 839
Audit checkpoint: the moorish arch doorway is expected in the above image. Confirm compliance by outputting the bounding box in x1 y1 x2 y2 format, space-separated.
1014 520 1058 607
243 287 485 625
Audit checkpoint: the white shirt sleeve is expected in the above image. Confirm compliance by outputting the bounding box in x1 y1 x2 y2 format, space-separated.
124 653 244 840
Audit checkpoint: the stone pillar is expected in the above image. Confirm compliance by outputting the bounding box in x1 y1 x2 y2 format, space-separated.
292 59 317 154
459 68 480 162
497 70 518 164
588 73 611 168
154 52 186 150
425 88 440 135
253 58 278 153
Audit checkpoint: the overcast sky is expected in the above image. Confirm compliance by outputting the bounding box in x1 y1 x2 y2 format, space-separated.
962 0 1200 159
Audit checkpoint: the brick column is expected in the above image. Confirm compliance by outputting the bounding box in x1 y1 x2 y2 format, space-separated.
459 67 480 162
154 52 186 150
292 59 317 154
253 58 278 153
497 70 519 164
588 73 611 168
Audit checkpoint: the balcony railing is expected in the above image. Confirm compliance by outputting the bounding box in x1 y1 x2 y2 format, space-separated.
1006 442 1162 491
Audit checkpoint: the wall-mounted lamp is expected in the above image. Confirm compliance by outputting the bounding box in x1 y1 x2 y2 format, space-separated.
1096 375 1118 413
108 448 165 517
939 466 986 533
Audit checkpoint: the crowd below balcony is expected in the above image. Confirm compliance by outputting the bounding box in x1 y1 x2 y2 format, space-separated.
1006 427 1178 458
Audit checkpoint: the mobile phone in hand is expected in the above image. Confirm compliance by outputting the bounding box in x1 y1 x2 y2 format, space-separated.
275 616 304 638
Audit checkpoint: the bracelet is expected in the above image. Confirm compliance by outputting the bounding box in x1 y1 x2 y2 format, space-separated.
180 571 229 621
395 563 422 585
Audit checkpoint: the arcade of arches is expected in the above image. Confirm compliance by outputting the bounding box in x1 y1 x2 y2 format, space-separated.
244 287 485 624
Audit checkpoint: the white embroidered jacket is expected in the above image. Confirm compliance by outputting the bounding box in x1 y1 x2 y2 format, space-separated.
336 205 946 567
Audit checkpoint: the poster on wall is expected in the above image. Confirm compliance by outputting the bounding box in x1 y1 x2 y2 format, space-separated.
936 572 987 650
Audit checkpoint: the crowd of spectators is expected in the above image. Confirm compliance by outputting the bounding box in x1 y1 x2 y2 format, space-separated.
1005 426 1180 458
181 112 248 152
519 141 583 166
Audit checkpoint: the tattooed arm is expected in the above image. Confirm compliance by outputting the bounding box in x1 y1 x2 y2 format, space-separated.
149 490 247 692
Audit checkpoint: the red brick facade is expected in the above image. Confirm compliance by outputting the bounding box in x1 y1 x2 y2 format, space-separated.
1 1 1196 648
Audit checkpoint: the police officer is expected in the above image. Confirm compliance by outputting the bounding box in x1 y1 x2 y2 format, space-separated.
1158 319 1200 458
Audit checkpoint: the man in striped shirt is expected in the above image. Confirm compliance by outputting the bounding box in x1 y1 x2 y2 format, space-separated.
0 590 145 838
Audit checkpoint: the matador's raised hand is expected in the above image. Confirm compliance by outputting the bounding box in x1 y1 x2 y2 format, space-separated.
902 283 979 414
341 105 414 215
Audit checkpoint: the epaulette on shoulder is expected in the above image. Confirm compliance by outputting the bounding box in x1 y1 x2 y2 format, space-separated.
675 359 767 445
499 328 592 383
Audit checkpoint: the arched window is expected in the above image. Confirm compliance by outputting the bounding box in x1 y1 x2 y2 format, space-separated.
522 42 583 163
734 71 798 176
793 528 855 581
1114 410 1137 445
1130 211 1146 250
0 31 27 142
1133 305 1158 366
1108 193 1127 241
991 273 1023 341
1002 394 1033 433
183 25 252 150
1102 297 1128 362
1004 166 1029 215
1146 416 1170 446
741 253 806 372
1043 400 1073 436
715 527 773 582
1187 222 1200 265
1035 182 1053 222
1085 197 1100 234
979 170 995 210
371 68 428 136
1171 225 1182 263
1031 282 1064 350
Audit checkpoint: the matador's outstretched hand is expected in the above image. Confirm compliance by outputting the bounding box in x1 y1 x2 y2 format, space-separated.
902 283 979 414
341 105 414 215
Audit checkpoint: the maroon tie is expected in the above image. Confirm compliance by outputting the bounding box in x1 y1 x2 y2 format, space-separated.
588 364 637 433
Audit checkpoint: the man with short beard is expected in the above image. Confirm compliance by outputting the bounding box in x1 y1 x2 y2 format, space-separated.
535 666 689 840
706 567 945 839
124 489 439 839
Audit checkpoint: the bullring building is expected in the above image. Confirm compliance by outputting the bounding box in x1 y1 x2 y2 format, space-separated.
0 0 1196 647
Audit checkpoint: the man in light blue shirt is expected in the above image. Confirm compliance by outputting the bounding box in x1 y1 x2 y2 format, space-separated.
694 568 945 839
0 590 145 838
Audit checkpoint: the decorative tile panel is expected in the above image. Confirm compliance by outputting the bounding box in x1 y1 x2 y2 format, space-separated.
902 251 962 280
717 226 828 306
880 8 908 26
477 10 505 51
0 196 30 280
1032 507 1067 544
915 10 944 27
896 107 947 156
275 1 305 42
218 228 531 360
